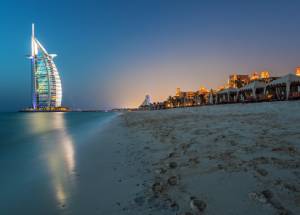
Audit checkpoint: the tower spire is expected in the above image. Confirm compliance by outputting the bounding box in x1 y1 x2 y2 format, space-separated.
31 23 37 56
32 23 35 39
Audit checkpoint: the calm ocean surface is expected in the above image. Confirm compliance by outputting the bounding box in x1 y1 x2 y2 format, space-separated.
0 112 117 214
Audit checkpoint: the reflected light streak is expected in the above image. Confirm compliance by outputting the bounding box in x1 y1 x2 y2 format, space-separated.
53 113 75 174
30 113 76 207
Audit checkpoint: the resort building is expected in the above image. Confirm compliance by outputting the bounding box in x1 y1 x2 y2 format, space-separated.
228 74 250 88
28 24 62 109
265 74 300 100
255 71 278 84
137 69 300 111
260 71 270 79
239 81 266 102
249 71 271 80
296 67 300 76
250 72 260 81
164 87 210 108
216 88 239 104
176 88 182 97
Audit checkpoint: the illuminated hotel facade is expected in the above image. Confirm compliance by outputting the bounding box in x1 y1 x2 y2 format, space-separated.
28 24 62 109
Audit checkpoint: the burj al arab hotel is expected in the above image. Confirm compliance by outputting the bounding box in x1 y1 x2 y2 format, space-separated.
28 24 62 109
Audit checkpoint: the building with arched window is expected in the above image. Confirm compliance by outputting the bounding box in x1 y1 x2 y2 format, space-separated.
28 24 62 109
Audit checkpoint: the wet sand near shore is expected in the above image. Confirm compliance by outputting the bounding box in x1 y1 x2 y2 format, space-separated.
118 101 300 214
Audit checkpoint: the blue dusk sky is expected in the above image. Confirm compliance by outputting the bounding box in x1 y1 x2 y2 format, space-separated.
0 0 300 110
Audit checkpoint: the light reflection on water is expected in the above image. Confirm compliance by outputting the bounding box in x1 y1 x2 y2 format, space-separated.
0 112 116 214
29 112 76 207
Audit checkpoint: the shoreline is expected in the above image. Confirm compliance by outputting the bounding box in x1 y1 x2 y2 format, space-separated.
2 103 299 214
58 112 152 214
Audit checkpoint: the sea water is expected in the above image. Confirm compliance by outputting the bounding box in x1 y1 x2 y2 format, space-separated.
0 112 117 214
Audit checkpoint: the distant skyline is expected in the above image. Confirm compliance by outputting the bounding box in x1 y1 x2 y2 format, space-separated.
1 0 300 110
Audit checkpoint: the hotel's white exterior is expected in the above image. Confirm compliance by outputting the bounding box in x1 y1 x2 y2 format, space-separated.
29 24 62 109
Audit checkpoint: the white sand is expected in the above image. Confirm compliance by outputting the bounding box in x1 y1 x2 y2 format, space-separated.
116 101 300 214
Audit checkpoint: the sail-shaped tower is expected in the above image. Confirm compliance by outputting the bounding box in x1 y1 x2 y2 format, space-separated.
29 24 62 109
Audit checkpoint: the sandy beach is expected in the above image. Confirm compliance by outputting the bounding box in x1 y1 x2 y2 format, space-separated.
114 101 300 215
1 102 300 215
